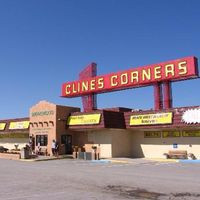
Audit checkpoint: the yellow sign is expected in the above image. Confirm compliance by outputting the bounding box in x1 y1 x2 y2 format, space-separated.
0 133 28 139
182 130 200 137
9 121 30 130
162 131 181 138
67 114 101 125
130 112 172 125
0 123 6 130
144 132 161 138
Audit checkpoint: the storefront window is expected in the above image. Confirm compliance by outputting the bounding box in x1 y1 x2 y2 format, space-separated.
36 135 48 146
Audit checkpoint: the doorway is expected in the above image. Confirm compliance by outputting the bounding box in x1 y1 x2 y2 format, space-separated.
61 135 72 154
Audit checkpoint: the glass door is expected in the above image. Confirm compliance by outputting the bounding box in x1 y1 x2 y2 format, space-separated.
61 135 72 154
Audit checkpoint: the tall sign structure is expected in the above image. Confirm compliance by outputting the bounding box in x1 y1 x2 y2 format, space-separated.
79 63 97 112
62 56 198 111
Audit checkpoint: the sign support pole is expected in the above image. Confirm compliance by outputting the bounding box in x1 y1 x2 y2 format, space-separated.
154 83 163 110
163 81 172 109
79 63 97 112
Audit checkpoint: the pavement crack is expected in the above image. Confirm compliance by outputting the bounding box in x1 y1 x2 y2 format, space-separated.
104 185 166 199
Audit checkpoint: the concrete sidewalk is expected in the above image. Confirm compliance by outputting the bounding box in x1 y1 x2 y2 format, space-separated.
20 156 200 164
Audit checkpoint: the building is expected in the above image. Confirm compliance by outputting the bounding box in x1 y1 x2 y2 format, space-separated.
2 103 200 159
29 101 80 155
64 105 200 159
60 56 200 159
0 117 29 149
0 56 200 159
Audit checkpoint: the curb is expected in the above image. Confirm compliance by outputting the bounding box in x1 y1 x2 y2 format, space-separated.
144 158 178 163
108 160 130 164
178 160 200 163
144 158 200 163
91 159 130 164
91 160 111 163
20 156 72 162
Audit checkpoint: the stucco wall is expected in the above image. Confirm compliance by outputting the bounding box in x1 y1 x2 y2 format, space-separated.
56 105 80 154
88 130 112 158
131 131 200 159
112 130 132 157
73 131 88 147
87 129 131 158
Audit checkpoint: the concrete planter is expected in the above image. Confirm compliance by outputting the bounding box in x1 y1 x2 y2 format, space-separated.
0 152 20 160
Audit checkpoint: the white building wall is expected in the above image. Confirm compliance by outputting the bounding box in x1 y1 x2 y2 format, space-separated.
88 130 112 158
0 138 29 150
88 129 131 158
131 131 200 159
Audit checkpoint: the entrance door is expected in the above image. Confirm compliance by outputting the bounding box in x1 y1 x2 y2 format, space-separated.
61 135 72 154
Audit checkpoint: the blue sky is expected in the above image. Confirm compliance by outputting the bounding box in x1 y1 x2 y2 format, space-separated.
0 0 200 119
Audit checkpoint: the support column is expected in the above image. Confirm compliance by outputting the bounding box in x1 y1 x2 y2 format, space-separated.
154 82 163 110
163 81 172 109
79 63 97 112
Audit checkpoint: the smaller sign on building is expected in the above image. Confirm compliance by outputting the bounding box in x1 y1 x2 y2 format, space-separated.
144 132 161 138
31 110 54 117
182 108 200 124
0 133 28 139
182 130 200 137
9 121 30 130
0 123 6 131
162 131 181 138
173 143 178 149
130 112 172 126
67 114 101 125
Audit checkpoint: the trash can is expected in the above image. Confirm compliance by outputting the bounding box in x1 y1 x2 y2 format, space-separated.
20 147 30 159
84 152 92 160
77 152 85 159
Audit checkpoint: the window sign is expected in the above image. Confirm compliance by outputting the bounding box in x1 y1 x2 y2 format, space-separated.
162 131 181 138
144 132 161 138
182 130 200 137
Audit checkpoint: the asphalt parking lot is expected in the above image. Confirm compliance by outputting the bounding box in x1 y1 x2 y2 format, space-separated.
0 158 200 200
